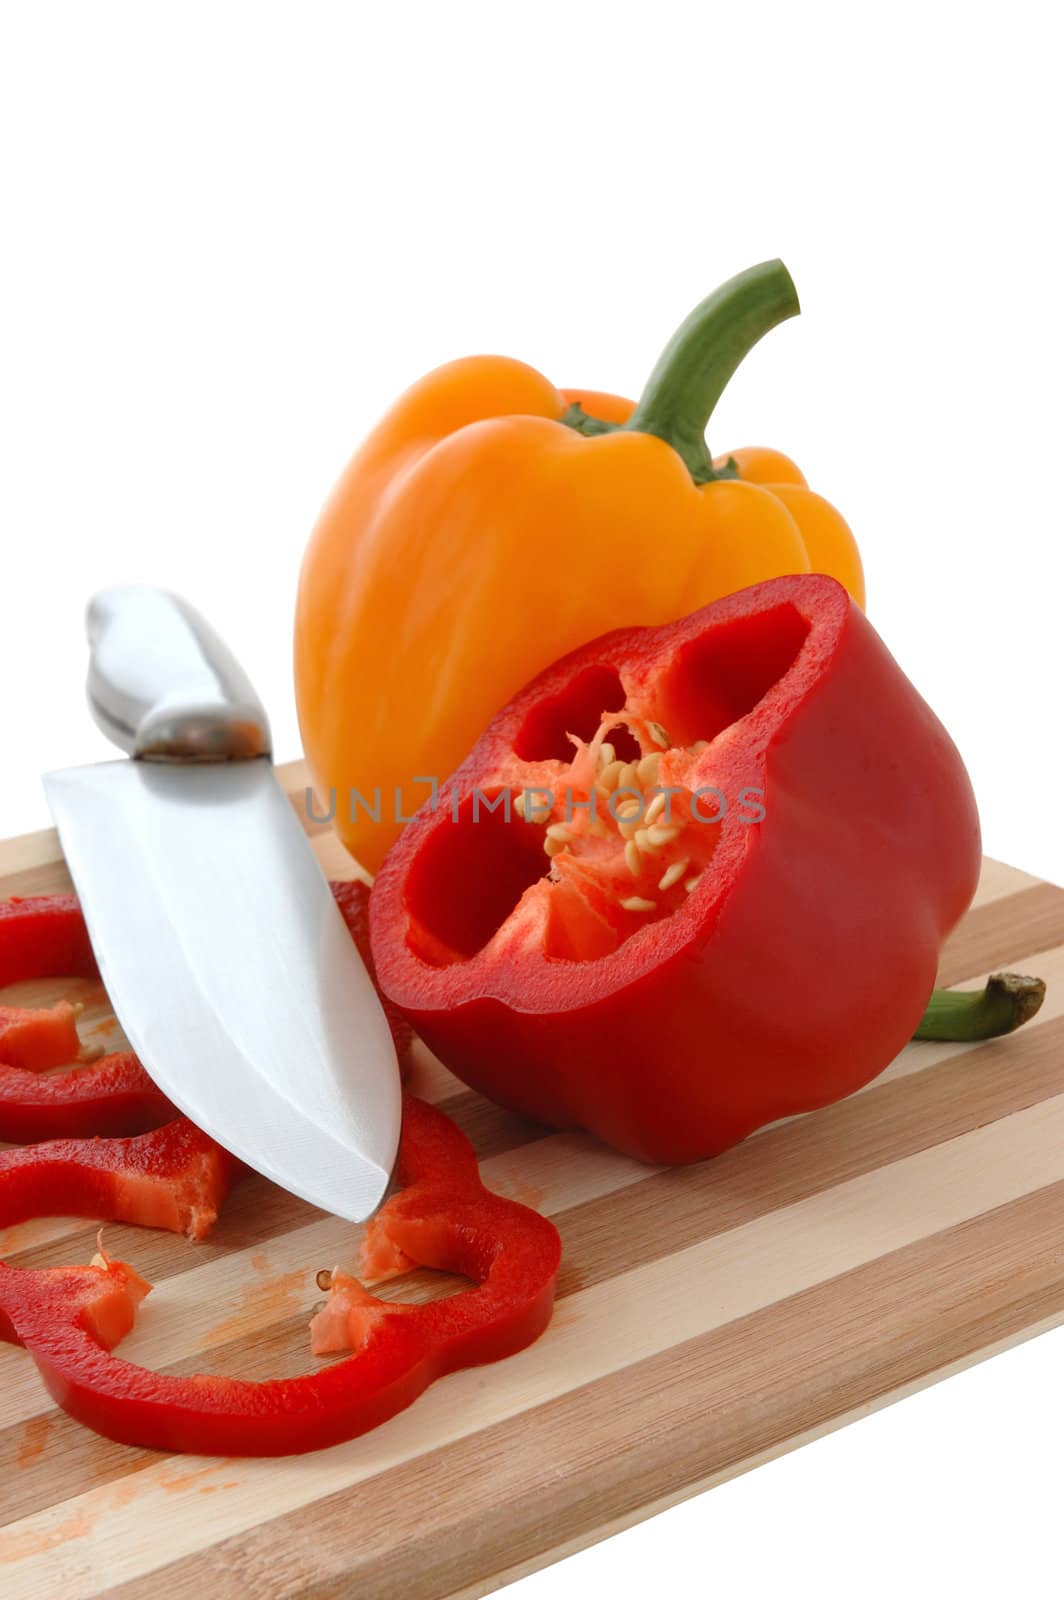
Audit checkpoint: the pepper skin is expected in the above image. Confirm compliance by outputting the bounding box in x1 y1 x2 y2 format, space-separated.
369 574 981 1165
0 1096 561 1456
331 878 415 1062
295 260 864 872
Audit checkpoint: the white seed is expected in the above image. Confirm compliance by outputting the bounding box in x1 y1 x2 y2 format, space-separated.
658 857 689 892
615 798 642 821
514 792 527 819
684 874 700 892
690 739 709 754
599 760 625 792
637 753 661 786
644 792 667 825
544 836 567 858
546 822 574 842
598 741 616 770
647 824 681 848
648 721 670 749
620 896 657 912
618 762 640 792
625 840 642 875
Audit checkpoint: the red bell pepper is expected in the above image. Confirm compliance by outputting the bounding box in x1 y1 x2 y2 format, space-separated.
0 1095 561 1456
369 573 984 1165
331 877 415 1062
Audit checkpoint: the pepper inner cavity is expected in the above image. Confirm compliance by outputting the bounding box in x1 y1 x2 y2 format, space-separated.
514 710 723 960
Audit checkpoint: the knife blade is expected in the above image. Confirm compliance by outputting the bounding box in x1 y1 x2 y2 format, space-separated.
43 586 402 1223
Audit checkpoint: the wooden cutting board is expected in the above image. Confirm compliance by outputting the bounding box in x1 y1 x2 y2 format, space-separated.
3 760 1064 1599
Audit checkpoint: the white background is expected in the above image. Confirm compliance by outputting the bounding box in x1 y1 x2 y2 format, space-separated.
2 4 1062 1595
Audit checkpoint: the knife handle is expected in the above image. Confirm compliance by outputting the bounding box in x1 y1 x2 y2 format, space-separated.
86 586 272 761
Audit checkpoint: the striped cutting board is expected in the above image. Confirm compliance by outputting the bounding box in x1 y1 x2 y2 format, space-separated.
2 760 1064 1600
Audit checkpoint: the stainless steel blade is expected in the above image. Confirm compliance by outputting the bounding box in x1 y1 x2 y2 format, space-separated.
44 758 402 1222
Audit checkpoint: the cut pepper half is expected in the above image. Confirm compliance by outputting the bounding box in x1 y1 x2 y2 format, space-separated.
370 574 983 1164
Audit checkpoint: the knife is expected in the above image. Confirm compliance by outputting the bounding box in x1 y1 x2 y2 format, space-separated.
43 585 402 1223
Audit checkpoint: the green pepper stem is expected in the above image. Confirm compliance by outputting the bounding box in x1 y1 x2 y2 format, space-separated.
913 973 1046 1042
621 259 800 483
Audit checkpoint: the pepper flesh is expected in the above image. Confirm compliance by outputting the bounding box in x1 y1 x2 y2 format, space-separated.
0 999 82 1073
0 1096 561 1456
295 260 865 872
369 574 982 1165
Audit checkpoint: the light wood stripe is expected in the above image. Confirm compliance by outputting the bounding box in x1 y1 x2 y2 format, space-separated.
5 1093 1064 1593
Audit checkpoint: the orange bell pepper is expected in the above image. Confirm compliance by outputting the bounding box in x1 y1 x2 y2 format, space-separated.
295 260 864 872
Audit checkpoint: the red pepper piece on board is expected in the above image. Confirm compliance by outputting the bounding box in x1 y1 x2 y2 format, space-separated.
0 1117 236 1239
0 894 98 986
0 1248 151 1353
0 893 176 1140
0 1096 561 1456
0 999 82 1073
369 573 983 1165
0 1050 175 1143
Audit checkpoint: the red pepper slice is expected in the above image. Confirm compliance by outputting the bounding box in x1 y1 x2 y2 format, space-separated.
0 893 98 985
0 1117 237 1238
369 573 983 1165
0 1051 174 1143
0 1095 561 1456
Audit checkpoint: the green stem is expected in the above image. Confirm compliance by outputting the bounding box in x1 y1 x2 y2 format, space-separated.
913 973 1046 1042
563 261 800 484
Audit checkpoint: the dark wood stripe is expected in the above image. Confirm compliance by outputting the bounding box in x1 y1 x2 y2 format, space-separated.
6 1012 1064 1527
103 1178 1064 1600
937 881 1064 986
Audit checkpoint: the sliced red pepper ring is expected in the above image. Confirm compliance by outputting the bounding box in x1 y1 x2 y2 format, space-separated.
0 1116 237 1239
0 894 98 986
0 1096 561 1456
0 1051 175 1143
